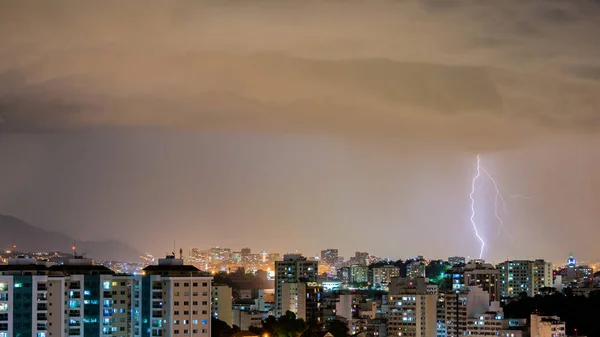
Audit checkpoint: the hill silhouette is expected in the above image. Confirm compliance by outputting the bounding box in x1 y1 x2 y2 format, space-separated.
0 214 142 261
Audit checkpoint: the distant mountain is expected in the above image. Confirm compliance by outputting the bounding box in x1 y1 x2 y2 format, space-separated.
0 214 142 261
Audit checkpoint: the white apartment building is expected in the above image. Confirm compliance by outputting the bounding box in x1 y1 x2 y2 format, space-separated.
132 255 213 337
372 266 400 289
498 260 552 300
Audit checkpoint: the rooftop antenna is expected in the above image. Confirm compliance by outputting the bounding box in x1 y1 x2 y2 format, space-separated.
179 248 183 259
72 241 77 257
172 240 176 256
12 236 16 251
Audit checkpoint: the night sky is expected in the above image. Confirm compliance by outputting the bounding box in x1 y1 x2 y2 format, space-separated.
1 1 600 262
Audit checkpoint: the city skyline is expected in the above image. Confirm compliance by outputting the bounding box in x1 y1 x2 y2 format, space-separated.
1 1 600 263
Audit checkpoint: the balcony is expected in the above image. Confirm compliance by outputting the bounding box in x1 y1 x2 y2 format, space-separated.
37 303 48 311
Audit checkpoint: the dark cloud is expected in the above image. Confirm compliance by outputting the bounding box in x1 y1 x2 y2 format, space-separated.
1 1 600 260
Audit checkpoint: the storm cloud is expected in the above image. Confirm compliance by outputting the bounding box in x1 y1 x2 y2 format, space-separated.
1 1 600 261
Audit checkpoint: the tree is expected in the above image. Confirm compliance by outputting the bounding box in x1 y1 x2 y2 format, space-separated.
212 317 235 337
326 319 349 337
274 311 309 337
261 312 309 337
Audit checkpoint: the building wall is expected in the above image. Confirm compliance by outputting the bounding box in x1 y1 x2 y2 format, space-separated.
47 277 65 337
388 294 437 337
212 285 233 326
0 276 14 337
274 255 318 317
232 309 263 330
372 266 400 288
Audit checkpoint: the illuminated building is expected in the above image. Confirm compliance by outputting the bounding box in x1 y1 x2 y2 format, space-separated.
563 253 593 282
407 260 427 279
371 265 400 288
0 255 132 337
189 248 210 270
567 253 576 268
463 260 500 303
231 252 242 264
320 249 339 266
260 250 268 263
465 312 504 337
133 254 213 337
448 257 466 266
209 247 231 266
280 282 322 323
444 286 489 337
352 252 370 266
387 277 438 337
350 264 369 284
274 254 318 317
212 285 233 325
0 256 51 337
498 260 553 300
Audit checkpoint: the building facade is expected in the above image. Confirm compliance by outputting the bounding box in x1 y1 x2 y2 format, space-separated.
498 260 552 300
274 254 318 317
212 285 233 326
372 266 400 289
133 255 213 337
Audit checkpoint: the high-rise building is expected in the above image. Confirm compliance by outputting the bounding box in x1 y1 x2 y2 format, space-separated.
371 265 400 288
0 257 51 337
387 277 438 337
353 252 370 266
350 264 369 284
0 255 132 337
280 283 322 323
320 249 339 266
212 285 233 326
133 254 213 337
563 253 593 282
444 286 490 337
497 260 552 300
463 260 500 303
231 252 242 264
567 253 576 268
241 248 251 264
274 254 318 317
209 247 231 265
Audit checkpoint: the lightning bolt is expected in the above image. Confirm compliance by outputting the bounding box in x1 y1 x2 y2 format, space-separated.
470 155 529 258
470 155 486 259
481 167 513 241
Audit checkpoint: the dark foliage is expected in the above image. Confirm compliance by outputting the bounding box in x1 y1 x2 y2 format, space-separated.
212 317 236 337
326 319 349 337
504 291 600 336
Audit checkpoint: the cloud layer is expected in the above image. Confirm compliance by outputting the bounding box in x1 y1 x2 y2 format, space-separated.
2 1 600 261
0 0 599 148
